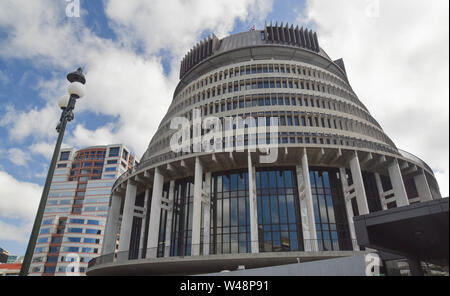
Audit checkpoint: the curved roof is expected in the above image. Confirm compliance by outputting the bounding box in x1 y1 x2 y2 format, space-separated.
179 23 337 81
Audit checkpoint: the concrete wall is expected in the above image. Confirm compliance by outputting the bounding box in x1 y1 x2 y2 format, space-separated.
197 255 367 276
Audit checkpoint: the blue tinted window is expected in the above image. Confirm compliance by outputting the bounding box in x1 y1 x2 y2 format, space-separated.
40 228 50 234
85 229 101 234
67 237 81 243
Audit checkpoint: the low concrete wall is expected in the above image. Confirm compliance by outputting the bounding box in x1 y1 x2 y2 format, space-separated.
197 255 367 276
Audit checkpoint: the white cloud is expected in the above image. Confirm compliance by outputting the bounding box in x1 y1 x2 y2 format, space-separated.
0 103 60 142
0 0 274 160
299 0 449 196
0 171 41 220
7 148 31 167
29 142 55 160
104 0 273 57
0 220 33 244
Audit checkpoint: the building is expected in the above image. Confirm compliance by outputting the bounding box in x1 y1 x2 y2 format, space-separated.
6 255 24 264
0 248 8 264
28 144 138 276
87 24 444 276
0 263 22 276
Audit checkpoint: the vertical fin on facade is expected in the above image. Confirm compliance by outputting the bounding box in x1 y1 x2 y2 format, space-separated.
179 34 220 79
263 22 319 52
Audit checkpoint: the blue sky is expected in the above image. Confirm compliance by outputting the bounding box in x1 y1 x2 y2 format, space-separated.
0 0 448 256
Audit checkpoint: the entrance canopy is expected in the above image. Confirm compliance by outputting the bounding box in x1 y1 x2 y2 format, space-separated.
354 198 449 265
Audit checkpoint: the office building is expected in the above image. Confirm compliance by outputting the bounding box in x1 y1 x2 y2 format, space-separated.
29 144 137 276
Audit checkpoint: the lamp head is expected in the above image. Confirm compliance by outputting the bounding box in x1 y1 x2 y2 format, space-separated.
58 95 70 109
67 67 86 85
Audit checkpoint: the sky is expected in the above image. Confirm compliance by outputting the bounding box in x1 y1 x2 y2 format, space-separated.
0 0 448 256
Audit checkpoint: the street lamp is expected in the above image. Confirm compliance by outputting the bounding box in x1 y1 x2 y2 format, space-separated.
20 68 86 276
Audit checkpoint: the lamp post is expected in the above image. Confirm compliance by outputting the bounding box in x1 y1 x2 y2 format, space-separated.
19 68 86 276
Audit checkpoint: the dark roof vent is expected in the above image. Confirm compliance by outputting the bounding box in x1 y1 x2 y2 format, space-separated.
264 21 320 53
180 34 220 79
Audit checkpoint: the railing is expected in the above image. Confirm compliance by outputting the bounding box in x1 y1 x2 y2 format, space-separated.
88 239 358 269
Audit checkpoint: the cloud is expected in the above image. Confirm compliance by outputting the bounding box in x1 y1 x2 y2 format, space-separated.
29 142 55 160
7 148 31 167
0 0 274 160
0 219 33 244
104 0 273 57
299 0 449 196
0 103 60 142
0 171 41 220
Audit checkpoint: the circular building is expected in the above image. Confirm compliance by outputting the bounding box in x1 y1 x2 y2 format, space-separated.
87 24 442 276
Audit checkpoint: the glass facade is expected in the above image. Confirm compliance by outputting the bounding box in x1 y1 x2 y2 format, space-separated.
131 166 371 258
170 178 194 256
210 171 251 254
310 168 352 251
256 168 302 252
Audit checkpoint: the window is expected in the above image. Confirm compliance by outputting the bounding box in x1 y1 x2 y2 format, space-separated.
47 256 58 263
37 237 48 244
310 168 352 251
105 167 116 172
51 237 62 244
57 163 67 168
44 266 56 274
68 228 83 233
40 228 50 235
81 247 98 253
84 238 100 244
60 151 70 161
256 169 302 252
70 218 84 224
49 247 60 253
108 147 120 157
66 237 81 243
63 247 79 252
85 229 101 235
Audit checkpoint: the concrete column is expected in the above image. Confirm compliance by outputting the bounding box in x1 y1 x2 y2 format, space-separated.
203 172 212 255
301 149 318 251
349 152 369 215
118 180 137 253
138 188 150 258
414 169 433 202
164 180 175 257
374 173 388 210
146 167 164 258
339 168 359 251
191 157 203 256
248 153 259 253
388 159 409 207
102 193 122 255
